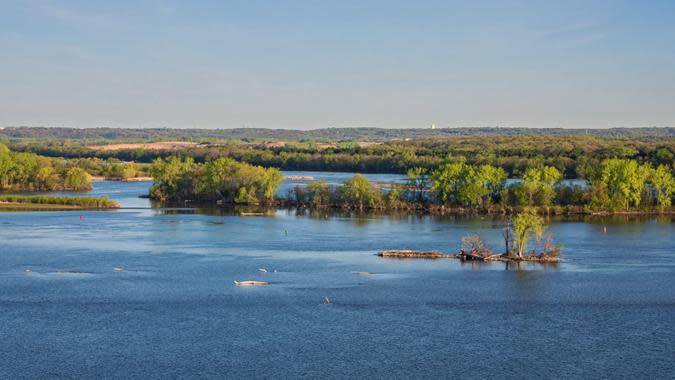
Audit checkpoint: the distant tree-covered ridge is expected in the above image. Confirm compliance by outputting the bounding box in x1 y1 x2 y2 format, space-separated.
1 126 673 142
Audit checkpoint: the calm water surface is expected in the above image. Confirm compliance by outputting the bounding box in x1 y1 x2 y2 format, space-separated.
1 180 673 379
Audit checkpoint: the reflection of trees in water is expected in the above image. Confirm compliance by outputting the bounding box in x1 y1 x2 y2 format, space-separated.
294 207 433 226
580 214 672 225
504 260 560 272
150 201 672 225
455 257 561 272
158 204 276 217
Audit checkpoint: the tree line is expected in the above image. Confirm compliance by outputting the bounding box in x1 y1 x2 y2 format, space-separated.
290 159 672 213
9 135 673 178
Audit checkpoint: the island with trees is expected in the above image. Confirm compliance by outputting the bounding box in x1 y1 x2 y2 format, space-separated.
380 208 562 263
0 143 119 209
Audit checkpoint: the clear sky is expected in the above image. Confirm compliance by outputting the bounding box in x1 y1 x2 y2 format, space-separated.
1 0 674 129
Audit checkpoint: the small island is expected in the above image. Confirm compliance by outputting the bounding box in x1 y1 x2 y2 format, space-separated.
379 208 562 263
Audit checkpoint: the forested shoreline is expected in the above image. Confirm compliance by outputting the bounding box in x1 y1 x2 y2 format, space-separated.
148 155 673 214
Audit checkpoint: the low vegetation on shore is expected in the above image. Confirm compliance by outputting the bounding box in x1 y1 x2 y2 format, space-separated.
0 195 119 209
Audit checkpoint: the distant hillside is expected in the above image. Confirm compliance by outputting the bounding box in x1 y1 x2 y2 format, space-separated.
1 126 673 142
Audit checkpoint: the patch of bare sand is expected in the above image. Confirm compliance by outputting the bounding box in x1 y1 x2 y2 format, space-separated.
87 141 200 151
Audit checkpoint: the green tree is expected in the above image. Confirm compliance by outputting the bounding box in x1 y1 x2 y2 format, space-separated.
522 166 562 206
405 167 429 202
597 159 650 210
0 144 15 189
9 152 40 189
431 163 506 207
64 167 92 190
307 180 332 207
431 162 467 204
651 165 674 209
120 163 138 180
259 167 283 203
149 157 195 200
36 166 61 190
511 208 545 257
341 174 382 209
472 165 507 207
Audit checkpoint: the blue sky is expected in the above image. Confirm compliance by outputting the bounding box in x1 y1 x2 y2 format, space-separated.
1 0 674 129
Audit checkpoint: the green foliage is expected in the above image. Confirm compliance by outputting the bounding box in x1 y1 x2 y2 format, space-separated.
306 180 332 207
8 132 673 179
473 165 508 207
511 208 545 257
64 167 92 191
405 167 429 202
149 157 196 201
591 159 650 210
36 166 61 190
0 142 91 191
431 162 467 204
651 165 674 209
521 166 562 206
194 157 282 204
431 163 507 207
1 139 672 213
340 174 382 209
149 156 282 205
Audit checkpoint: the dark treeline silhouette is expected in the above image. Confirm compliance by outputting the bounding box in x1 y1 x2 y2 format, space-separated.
2 126 673 141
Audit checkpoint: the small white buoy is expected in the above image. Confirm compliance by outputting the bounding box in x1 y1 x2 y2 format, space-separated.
25 268 31 273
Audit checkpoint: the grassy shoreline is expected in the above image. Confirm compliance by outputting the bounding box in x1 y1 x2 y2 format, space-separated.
0 195 120 210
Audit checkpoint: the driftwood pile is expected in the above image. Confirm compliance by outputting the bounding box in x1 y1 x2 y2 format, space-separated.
377 249 560 263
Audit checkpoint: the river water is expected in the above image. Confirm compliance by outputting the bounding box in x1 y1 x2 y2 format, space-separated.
0 178 673 379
